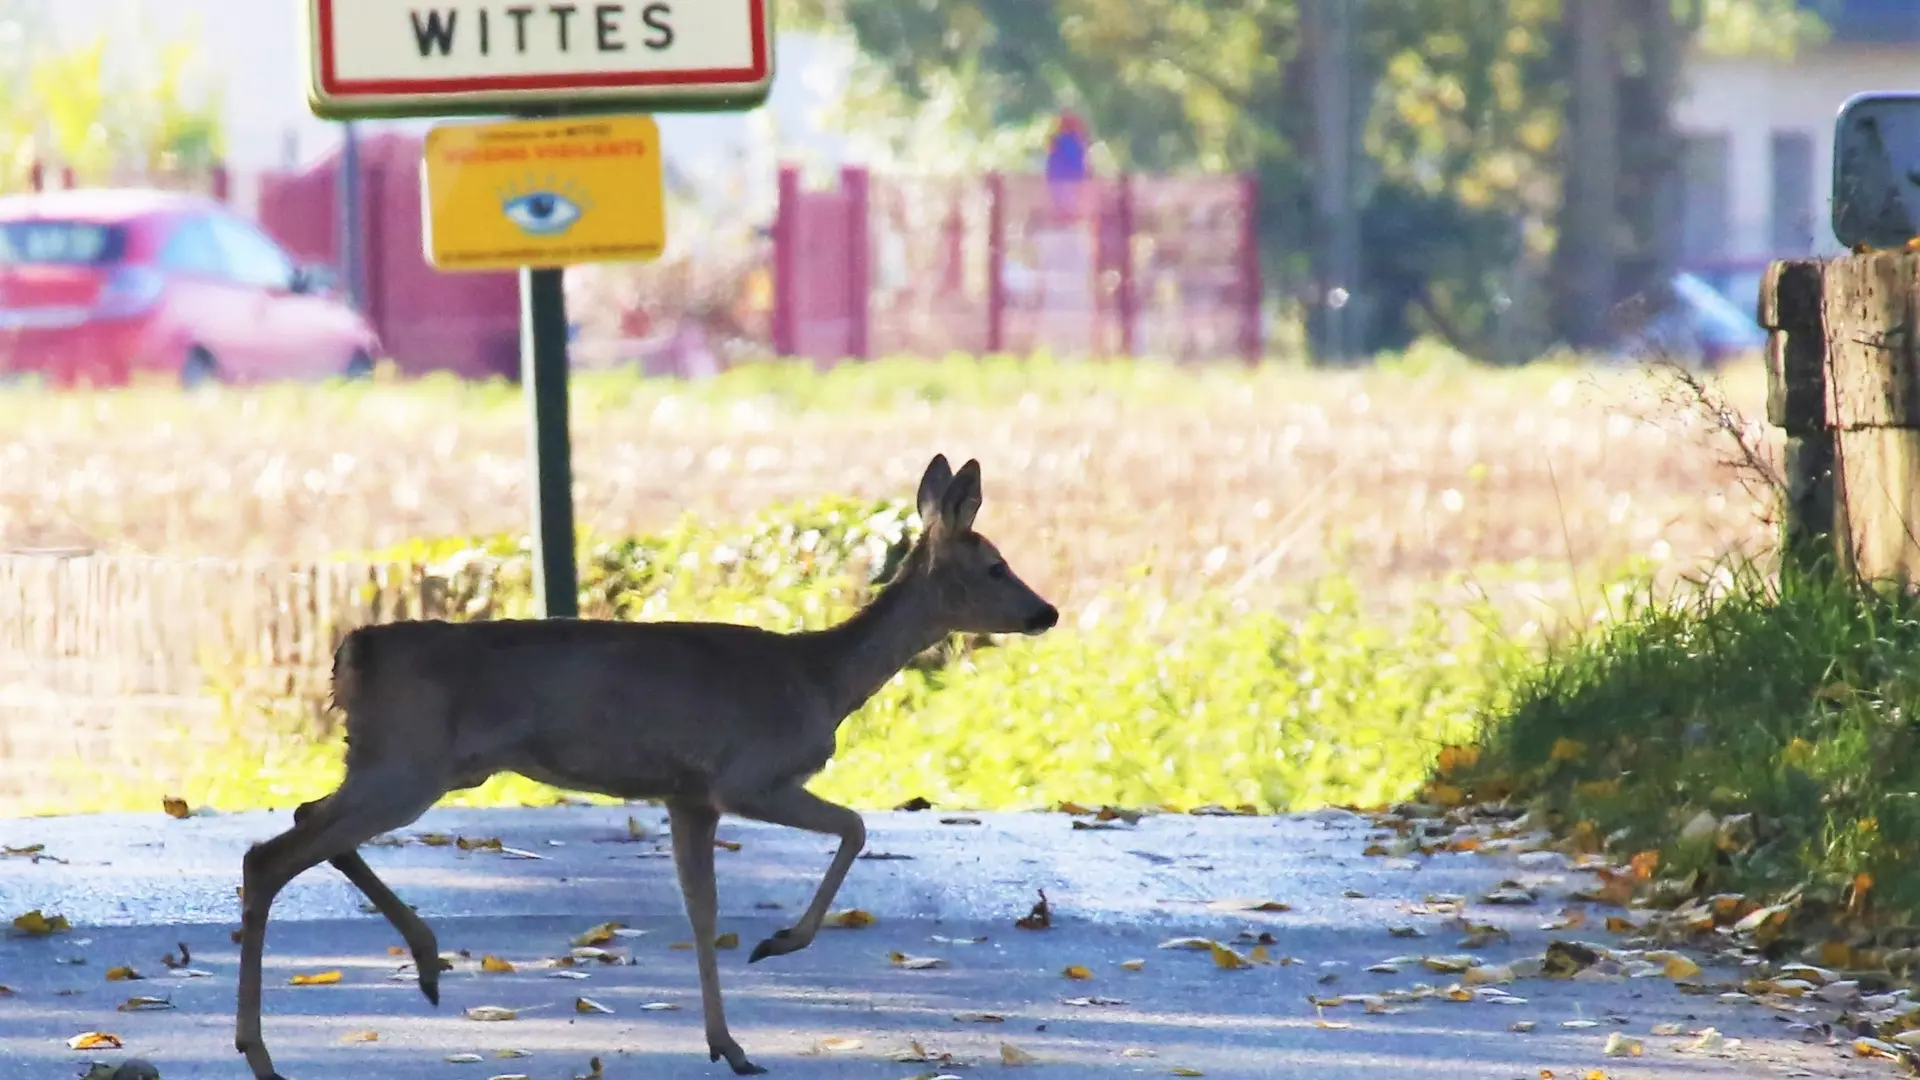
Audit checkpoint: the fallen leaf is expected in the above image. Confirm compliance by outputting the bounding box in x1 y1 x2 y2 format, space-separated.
1063 964 1094 980
1122 1048 1157 1058
465 1005 519 1022
1158 936 1216 951
1015 890 1052 931
493 1049 533 1058
13 909 70 936
1170 1069 1204 1078
289 970 342 986
480 954 516 973
1657 953 1701 980
1650 1022 1684 1036
571 922 625 947
1421 955 1477 974
455 836 503 852
574 997 613 1015
446 1053 485 1063
1603 1032 1644 1057
1000 1043 1038 1065
342 1030 379 1043
819 1036 863 1052
953 1012 1005 1023
1120 959 1146 971
1205 898 1291 914
162 796 191 819
116 995 174 1012
714 839 742 852
66 1032 122 1050
714 932 740 950
824 909 876 929
890 952 947 970
640 1002 680 1011
105 966 141 982
1209 942 1252 970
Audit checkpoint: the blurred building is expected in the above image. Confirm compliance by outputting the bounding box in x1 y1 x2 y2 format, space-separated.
1675 0 1920 286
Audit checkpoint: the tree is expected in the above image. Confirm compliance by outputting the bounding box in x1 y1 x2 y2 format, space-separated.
813 0 1825 362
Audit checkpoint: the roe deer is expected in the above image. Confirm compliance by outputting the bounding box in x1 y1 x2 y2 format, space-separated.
234 454 1059 1079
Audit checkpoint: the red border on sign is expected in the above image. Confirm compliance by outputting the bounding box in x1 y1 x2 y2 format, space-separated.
316 0 770 97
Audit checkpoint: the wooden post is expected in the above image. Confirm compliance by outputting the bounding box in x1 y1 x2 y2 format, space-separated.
1765 251 1920 585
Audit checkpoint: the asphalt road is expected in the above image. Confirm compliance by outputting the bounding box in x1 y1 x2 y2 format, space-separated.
0 805 1893 1080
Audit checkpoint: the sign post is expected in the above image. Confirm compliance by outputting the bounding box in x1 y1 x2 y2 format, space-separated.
305 1 773 618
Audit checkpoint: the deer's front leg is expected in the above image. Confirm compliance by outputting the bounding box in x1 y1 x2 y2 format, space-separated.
723 785 866 963
667 799 765 1075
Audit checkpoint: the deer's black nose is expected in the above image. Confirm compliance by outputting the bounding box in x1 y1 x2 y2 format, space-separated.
1025 605 1060 633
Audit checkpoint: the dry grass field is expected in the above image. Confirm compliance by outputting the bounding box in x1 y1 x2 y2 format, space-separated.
0 350 1775 619
0 347 1785 816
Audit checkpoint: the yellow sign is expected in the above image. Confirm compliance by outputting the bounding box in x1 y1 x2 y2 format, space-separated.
421 114 665 271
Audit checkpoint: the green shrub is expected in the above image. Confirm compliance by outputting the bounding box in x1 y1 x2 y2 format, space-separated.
1457 558 1920 920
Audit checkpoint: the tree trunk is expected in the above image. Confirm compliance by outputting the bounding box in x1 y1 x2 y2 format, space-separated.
1549 0 1621 349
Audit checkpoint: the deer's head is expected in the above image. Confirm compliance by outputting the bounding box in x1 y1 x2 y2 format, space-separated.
910 454 1058 637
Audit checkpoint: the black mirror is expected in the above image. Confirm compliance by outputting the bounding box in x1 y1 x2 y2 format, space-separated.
1832 90 1920 250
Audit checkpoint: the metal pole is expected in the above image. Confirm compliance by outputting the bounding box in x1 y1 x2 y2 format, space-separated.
520 266 579 618
338 121 365 311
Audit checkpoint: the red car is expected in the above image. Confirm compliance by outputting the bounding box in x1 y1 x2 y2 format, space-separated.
0 187 381 388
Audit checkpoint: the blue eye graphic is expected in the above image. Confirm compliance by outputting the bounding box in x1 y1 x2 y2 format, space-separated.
498 178 589 236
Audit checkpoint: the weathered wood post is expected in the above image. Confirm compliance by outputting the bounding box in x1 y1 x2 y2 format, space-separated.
1762 251 1920 585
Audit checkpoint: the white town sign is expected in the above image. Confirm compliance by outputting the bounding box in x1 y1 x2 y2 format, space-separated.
306 0 773 119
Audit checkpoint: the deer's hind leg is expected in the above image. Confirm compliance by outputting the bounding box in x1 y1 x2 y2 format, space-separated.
236 767 447 1080
292 800 445 1005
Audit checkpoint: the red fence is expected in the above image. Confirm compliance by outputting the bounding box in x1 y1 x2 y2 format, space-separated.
257 133 521 381
774 166 1263 365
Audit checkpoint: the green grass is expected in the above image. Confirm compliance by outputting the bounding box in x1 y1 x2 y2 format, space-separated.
1455 556 1920 926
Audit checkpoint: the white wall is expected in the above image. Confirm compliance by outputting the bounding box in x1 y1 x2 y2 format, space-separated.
1676 43 1920 260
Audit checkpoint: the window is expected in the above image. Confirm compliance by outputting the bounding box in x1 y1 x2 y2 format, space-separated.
157 217 227 276
0 221 127 266
207 215 294 292
1770 131 1815 255
1679 133 1731 263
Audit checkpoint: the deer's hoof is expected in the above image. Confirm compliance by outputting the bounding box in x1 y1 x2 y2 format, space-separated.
749 927 798 964
710 1037 766 1074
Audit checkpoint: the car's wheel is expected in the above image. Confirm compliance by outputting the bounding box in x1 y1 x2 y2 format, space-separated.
343 348 376 380
180 347 219 390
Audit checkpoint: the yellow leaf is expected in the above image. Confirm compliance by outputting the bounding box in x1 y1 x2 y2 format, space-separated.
456 836 503 852
341 1030 379 1043
494 1049 533 1058
714 839 742 852
714 932 740 950
1158 936 1217 951
1120 958 1146 971
105 966 141 982
1660 954 1701 980
480 954 516 973
1000 1042 1038 1065
1425 783 1465 808
1604 916 1636 933
575 996 614 1014
115 996 174 1012
1628 850 1660 880
572 922 625 947
824 909 876 929
819 1036 863 1052
66 1032 122 1050
418 833 454 846
161 796 191 819
1445 986 1474 1002
669 941 694 950
464 1005 518 1021
289 970 342 986
1209 942 1251 970
1250 945 1272 965
1820 941 1854 968
12 909 71 936
1435 744 1481 776
1550 738 1587 762
1063 964 1094 980
1171 1069 1205 1077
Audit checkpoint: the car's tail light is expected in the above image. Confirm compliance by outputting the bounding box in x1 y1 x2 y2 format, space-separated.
92 265 164 319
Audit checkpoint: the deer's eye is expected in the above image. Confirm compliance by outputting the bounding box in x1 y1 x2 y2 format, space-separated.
987 562 1009 580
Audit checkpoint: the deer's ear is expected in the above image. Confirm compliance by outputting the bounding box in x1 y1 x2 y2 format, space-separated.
916 454 954 526
941 458 983 534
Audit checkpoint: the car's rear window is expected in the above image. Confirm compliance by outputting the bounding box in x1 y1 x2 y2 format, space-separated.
0 221 128 266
